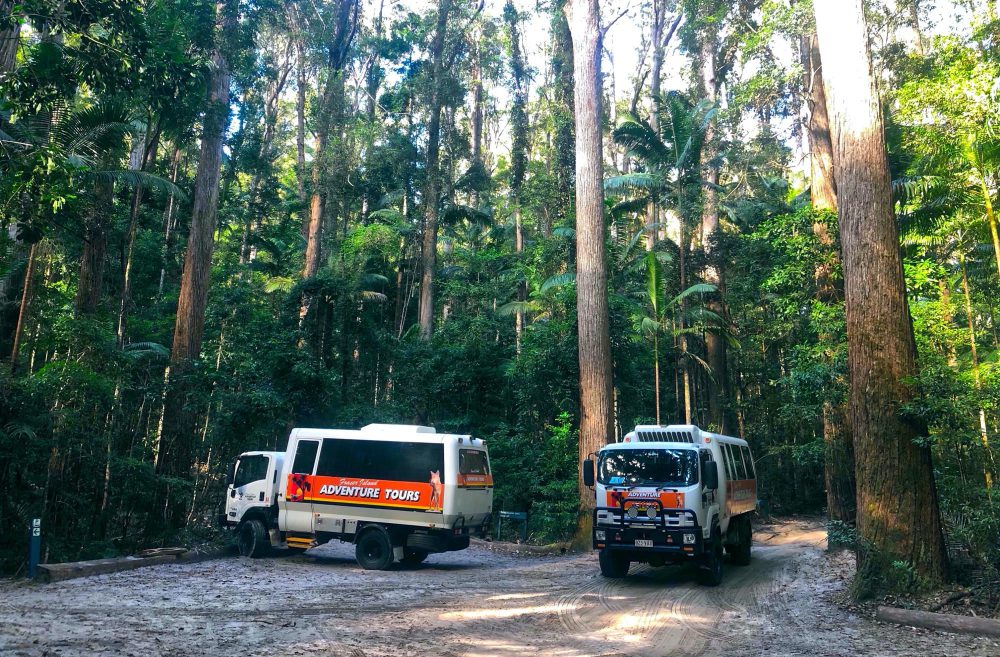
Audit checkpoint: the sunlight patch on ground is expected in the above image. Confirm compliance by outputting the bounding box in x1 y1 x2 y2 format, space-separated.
461 639 586 657
486 592 550 601
440 603 571 620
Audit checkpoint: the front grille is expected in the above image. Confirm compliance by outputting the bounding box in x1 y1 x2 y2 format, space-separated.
636 430 694 443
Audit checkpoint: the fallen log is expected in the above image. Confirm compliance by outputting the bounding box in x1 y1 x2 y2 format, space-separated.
36 555 178 583
34 545 235 582
876 606 1000 638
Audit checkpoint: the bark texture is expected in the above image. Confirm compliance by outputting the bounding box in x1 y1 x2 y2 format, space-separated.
0 0 19 74
565 0 613 537
814 0 948 584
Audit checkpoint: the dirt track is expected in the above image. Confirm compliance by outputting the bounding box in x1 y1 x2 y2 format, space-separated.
1 518 997 657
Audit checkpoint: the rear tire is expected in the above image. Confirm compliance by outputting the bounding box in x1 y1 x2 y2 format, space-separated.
355 527 394 570
698 531 724 586
238 519 270 558
598 549 630 578
731 517 752 566
401 548 429 566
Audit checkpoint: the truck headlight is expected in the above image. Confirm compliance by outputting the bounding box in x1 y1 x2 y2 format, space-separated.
683 533 696 544
595 530 606 541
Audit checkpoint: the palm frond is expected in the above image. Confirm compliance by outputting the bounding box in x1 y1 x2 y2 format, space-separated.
540 272 575 294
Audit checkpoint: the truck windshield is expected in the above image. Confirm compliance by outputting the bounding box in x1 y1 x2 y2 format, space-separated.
598 449 699 487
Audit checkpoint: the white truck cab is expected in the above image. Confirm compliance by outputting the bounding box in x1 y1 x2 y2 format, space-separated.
582 424 757 586
221 424 493 569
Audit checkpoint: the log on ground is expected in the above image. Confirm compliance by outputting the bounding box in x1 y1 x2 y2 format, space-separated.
876 606 1000 638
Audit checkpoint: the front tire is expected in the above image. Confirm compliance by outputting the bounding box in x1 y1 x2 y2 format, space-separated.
238 519 270 558
598 549 630 578
355 528 394 570
698 530 724 586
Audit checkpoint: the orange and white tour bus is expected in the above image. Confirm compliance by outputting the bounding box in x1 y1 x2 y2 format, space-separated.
222 424 493 569
582 424 757 586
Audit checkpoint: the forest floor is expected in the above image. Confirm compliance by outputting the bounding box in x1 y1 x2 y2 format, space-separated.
1 518 998 657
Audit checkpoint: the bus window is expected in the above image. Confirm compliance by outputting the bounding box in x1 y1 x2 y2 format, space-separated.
459 449 490 475
292 440 320 475
733 445 748 480
722 443 735 480
742 446 756 479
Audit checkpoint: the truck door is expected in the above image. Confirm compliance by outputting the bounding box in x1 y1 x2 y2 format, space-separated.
282 439 320 533
228 454 271 523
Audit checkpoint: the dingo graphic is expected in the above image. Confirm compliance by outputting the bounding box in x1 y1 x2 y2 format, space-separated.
287 473 311 502
429 470 443 512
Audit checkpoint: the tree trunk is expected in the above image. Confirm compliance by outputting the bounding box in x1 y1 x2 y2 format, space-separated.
959 253 995 489
803 29 854 523
565 0 613 544
507 0 528 351
9 242 36 369
156 0 236 530
694 7 731 433
418 0 453 341
814 0 948 586
296 36 308 222
0 0 20 73
75 177 114 315
802 33 838 212
551 0 575 230
117 124 161 344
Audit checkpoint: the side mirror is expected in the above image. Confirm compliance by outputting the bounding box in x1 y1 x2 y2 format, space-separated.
702 461 719 490
226 461 237 487
582 459 595 488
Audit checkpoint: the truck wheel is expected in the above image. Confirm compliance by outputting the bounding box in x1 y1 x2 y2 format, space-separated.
401 548 429 566
697 530 724 586
598 549 630 578
356 528 394 570
731 517 752 566
238 519 270 558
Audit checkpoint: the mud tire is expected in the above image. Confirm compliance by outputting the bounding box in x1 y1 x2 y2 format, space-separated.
238 519 270 558
356 527 394 570
598 549 630 578
698 530 724 586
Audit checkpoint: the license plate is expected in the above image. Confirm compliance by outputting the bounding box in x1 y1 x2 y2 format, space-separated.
635 539 653 548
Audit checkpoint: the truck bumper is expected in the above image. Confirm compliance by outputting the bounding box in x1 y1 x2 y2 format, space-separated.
592 507 705 560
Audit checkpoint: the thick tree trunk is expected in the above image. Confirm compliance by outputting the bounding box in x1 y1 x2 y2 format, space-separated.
814 0 948 586
418 0 453 341
156 0 236 530
565 0 613 544
75 178 114 315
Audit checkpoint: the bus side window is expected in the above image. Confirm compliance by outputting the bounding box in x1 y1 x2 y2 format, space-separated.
742 446 756 479
733 446 748 480
292 440 320 475
722 444 735 481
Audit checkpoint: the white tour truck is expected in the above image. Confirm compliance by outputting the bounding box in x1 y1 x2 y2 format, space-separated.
221 424 493 569
582 424 757 586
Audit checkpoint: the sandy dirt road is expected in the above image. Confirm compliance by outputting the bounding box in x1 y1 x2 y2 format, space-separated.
1 519 997 657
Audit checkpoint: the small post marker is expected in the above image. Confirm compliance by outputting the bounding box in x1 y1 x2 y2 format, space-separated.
28 518 41 579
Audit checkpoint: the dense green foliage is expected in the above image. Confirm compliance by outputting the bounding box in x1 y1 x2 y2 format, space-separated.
0 0 997 598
